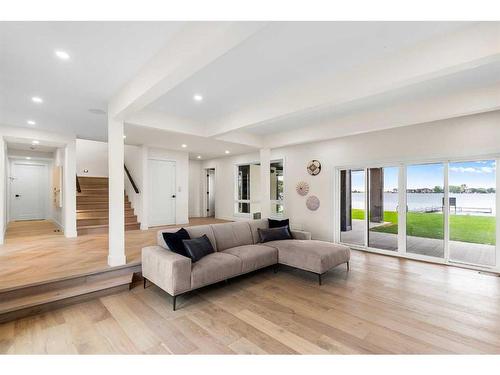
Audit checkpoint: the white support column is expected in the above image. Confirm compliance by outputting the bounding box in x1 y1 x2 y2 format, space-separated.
140 145 149 230
63 140 77 238
108 117 126 266
260 148 271 219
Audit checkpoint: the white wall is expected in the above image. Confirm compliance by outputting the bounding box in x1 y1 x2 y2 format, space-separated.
204 110 500 240
202 152 260 221
76 139 108 177
124 144 143 224
147 148 189 225
188 160 202 217
0 125 76 240
0 139 6 243
52 147 65 228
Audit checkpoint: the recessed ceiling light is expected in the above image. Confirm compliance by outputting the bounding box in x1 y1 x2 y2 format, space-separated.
197 155 202 159
181 144 187 148
123 135 126 139
32 96 43 103
193 94 203 102
55 50 70 60
32 140 39 145
26 157 31 160
27 120 36 125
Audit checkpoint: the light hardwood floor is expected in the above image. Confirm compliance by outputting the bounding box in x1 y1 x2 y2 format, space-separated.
0 217 229 290
1 249 500 354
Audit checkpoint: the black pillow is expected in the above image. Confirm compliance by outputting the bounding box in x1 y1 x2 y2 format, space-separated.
268 218 292 235
182 235 215 262
162 228 190 257
258 226 292 243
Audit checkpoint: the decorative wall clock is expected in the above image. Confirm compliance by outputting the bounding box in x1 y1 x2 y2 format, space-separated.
295 181 309 196
306 195 320 211
307 160 321 176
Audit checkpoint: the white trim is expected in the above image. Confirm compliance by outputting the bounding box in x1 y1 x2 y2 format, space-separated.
443 163 450 262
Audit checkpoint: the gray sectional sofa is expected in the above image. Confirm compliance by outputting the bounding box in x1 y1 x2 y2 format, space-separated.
142 219 350 310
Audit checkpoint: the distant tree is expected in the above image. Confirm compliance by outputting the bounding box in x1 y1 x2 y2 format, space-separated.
487 187 496 193
433 186 443 193
449 185 461 193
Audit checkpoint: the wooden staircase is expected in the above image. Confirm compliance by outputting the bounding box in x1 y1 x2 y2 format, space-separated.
77 176 140 235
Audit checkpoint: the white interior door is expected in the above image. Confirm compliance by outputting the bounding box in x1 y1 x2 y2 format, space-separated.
148 159 176 226
10 162 47 221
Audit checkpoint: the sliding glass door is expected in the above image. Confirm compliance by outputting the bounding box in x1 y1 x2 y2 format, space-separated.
338 158 498 269
368 167 399 251
340 169 365 246
448 160 496 266
406 163 445 258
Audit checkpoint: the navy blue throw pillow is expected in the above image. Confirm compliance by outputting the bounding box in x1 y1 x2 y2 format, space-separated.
162 228 190 257
268 218 292 235
182 235 215 262
258 226 292 243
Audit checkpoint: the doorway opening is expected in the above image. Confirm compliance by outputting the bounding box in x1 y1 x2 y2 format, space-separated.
206 168 215 217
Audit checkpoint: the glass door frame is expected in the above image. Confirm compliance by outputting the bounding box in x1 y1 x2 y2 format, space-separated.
334 155 500 273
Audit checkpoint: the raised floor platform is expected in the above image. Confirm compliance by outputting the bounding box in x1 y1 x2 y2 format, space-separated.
0 217 229 322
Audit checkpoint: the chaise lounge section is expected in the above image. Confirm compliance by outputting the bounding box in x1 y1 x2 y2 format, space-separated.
142 219 350 310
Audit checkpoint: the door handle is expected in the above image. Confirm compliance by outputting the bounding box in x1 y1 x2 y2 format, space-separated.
15 194 20 198
172 195 176 198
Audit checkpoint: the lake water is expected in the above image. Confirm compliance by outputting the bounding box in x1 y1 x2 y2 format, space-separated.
352 193 496 215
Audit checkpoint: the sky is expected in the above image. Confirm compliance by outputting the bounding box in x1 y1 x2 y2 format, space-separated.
350 160 496 191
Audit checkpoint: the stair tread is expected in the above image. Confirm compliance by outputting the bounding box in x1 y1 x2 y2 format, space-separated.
0 274 132 314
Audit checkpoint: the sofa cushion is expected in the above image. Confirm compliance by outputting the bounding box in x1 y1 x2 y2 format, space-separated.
258 226 292 243
185 225 218 251
191 253 242 289
183 234 215 263
266 240 350 274
247 219 269 243
162 228 190 257
222 245 278 273
211 222 253 251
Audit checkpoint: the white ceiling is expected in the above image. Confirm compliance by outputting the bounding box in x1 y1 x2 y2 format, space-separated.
124 123 256 160
0 21 184 140
148 22 468 123
1 21 500 157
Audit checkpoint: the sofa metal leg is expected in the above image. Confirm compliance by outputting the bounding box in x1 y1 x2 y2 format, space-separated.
173 295 177 311
318 273 322 286
143 277 147 289
273 264 279 274
347 261 350 271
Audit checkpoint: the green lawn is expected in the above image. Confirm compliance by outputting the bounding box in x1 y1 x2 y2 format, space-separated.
351 209 496 245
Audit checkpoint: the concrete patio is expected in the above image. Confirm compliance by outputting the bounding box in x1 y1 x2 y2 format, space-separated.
341 219 495 266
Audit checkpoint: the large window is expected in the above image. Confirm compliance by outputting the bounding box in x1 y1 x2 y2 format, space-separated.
448 160 496 266
338 158 498 269
270 160 284 217
368 167 399 251
406 163 445 258
235 163 261 216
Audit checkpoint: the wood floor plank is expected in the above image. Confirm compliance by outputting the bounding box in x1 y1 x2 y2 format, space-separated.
2 250 500 354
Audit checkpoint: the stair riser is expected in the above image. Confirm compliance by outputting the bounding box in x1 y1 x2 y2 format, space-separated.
77 197 128 203
77 216 138 226
0 285 129 324
77 203 132 210
0 266 140 301
77 223 140 235
77 210 135 219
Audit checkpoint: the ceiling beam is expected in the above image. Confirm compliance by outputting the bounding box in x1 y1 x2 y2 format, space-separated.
264 82 500 148
108 22 267 119
204 22 500 138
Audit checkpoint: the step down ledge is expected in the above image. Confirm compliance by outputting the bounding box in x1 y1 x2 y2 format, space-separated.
0 274 133 315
